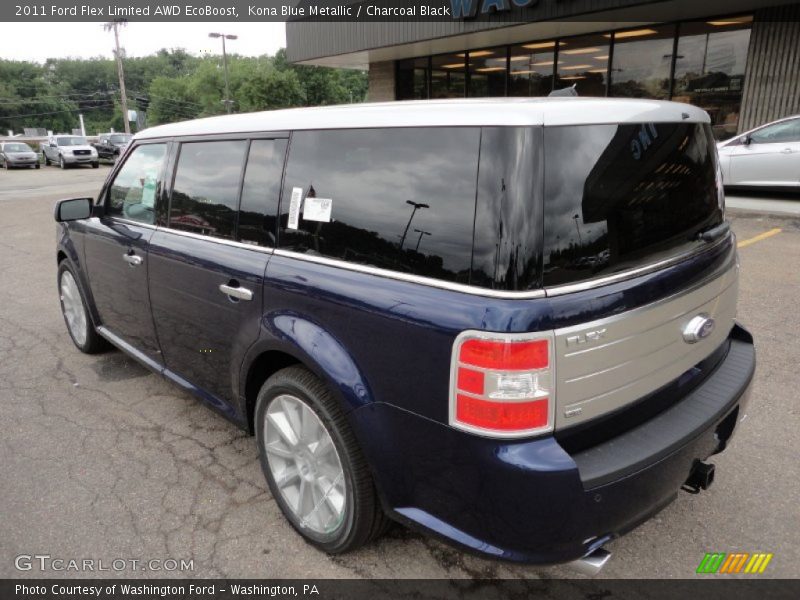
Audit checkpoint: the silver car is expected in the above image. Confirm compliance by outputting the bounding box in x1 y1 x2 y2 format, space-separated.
0 142 40 169
717 115 800 189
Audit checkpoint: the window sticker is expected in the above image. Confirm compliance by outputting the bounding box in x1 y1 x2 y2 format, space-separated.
287 187 303 230
303 197 333 222
141 174 157 208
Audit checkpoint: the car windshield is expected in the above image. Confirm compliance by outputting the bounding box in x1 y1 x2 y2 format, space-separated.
4 143 32 152
109 134 132 143
56 137 87 146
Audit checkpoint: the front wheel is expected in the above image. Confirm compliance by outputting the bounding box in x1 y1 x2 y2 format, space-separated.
59 155 66 169
92 162 99 169
57 261 109 354
255 366 390 554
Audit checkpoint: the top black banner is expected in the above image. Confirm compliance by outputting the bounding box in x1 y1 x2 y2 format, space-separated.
4 0 791 23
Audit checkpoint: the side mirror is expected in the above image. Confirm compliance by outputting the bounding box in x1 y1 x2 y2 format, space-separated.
49 142 57 148
742 135 752 146
54 197 93 222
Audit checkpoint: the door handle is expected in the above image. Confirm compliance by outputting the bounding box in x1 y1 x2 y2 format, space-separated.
219 282 253 301
122 252 142 267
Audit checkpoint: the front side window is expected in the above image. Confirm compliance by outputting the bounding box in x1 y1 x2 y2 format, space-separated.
279 127 481 284
169 140 247 239
749 119 800 144
107 143 167 224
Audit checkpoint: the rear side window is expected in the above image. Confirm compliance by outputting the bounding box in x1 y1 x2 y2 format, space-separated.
238 139 288 247
107 143 167 225
279 127 480 284
543 122 722 286
169 140 247 239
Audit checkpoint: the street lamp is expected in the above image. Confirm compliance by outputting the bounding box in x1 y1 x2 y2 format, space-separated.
399 200 429 250
413 228 431 252
209 32 238 114
573 213 583 246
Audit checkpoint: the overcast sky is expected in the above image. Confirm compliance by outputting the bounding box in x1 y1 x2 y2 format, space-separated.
0 22 287 62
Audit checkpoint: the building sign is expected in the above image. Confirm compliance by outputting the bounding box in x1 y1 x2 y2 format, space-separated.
451 0 555 19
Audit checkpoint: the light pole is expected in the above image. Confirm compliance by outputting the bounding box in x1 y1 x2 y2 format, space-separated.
413 228 431 252
573 213 583 246
399 200 429 250
105 20 130 134
209 32 238 114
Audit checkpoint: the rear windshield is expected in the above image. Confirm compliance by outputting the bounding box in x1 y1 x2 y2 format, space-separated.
543 122 722 287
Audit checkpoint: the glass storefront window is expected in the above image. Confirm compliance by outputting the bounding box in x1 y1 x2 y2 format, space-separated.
508 41 556 97
397 57 429 100
431 53 466 98
467 48 507 97
673 16 753 140
610 25 676 99
556 34 610 97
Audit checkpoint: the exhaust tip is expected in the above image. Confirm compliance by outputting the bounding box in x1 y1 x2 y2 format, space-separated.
568 547 612 576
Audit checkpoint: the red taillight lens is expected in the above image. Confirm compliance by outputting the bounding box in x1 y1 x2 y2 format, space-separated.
459 338 548 370
451 333 554 437
456 395 549 431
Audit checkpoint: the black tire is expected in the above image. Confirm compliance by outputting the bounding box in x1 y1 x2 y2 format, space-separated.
43 153 49 166
255 366 390 554
92 162 99 169
57 261 110 354
59 155 67 169
35 163 40 169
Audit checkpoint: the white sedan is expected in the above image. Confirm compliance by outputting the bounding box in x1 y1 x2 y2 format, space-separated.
717 115 800 189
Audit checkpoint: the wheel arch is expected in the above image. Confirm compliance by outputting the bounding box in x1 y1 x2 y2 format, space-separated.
240 314 375 435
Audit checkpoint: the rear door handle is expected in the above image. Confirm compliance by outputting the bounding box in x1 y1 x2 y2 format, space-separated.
122 252 142 267
219 283 253 301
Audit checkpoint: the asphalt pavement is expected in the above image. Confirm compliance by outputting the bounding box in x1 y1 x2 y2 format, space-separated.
0 166 798 579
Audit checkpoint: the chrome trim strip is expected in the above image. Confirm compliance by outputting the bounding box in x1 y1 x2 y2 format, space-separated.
112 217 157 230
272 249 547 299
544 232 733 297
156 226 275 255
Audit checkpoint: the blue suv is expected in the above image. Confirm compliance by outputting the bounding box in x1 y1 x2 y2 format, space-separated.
54 99 754 572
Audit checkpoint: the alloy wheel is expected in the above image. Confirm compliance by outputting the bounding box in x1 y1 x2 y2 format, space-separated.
263 394 347 535
60 270 87 346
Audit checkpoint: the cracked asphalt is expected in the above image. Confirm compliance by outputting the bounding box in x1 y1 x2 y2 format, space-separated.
1 166 798 579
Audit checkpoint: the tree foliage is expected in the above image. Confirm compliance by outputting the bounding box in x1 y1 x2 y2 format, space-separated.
0 47 367 135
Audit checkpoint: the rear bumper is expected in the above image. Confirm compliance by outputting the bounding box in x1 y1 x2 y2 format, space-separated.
350 324 754 564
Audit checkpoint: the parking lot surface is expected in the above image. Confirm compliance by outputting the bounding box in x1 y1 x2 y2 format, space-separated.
1 166 798 579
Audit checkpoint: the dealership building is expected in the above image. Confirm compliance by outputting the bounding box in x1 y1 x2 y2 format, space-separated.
286 0 800 139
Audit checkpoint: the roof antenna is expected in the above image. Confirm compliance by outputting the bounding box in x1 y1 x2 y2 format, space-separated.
548 84 578 97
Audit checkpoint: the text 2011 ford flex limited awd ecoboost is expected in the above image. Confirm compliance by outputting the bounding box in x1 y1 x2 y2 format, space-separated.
53 99 755 573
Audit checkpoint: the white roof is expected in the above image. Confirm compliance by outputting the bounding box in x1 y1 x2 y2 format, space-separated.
136 98 710 140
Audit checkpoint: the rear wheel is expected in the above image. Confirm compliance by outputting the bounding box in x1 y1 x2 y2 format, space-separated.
92 162 99 169
255 366 390 554
57 261 109 354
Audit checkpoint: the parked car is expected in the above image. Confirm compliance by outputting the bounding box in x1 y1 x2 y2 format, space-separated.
42 135 98 169
0 141 40 169
92 133 132 162
717 114 800 189
53 99 754 573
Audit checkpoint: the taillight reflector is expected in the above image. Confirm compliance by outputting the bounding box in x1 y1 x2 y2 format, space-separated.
456 395 549 431
459 338 548 370
456 367 484 395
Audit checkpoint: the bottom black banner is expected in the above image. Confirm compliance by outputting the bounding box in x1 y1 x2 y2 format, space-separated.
2 579 799 600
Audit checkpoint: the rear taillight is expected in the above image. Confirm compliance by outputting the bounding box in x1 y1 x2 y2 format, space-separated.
449 331 555 438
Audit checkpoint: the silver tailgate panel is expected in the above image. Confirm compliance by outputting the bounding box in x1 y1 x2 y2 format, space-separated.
553 260 739 429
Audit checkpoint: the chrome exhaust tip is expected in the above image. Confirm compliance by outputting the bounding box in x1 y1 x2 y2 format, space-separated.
568 547 612 576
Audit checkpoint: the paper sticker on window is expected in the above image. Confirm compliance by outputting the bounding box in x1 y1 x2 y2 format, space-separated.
141 175 157 208
303 197 333 223
287 187 303 230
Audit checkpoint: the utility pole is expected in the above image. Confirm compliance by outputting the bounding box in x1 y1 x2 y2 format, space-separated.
209 32 238 113
106 20 131 134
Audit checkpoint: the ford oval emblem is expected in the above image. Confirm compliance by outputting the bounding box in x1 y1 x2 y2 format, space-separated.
683 314 715 344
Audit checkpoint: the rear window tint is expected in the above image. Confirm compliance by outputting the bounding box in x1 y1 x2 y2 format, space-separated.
279 128 480 284
543 122 722 286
